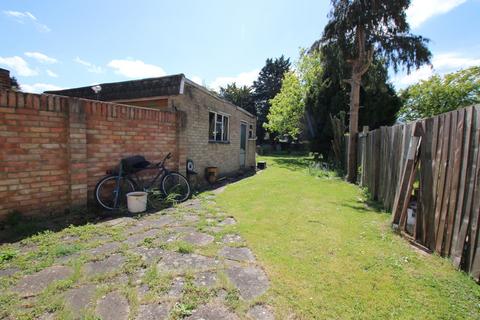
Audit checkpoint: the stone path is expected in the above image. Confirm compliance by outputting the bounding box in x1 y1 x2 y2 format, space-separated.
0 194 274 319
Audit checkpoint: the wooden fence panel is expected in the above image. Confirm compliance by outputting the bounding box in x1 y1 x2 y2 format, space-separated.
355 105 480 281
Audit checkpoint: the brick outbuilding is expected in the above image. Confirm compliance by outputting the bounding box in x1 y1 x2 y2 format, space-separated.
48 74 257 185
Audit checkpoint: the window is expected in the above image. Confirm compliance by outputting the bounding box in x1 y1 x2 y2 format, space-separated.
248 124 254 139
209 111 229 142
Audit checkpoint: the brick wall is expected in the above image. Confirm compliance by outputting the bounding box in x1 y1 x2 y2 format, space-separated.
0 89 181 220
170 82 256 183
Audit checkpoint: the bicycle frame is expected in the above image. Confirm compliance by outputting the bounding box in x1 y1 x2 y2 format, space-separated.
112 153 172 209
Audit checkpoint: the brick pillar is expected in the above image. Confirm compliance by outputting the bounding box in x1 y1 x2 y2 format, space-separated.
67 98 88 208
176 111 187 176
0 68 11 90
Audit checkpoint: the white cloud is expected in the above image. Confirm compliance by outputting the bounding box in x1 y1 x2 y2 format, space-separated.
0 56 38 76
46 69 58 78
107 59 166 78
393 52 480 87
394 66 434 87
407 0 466 28
25 52 57 64
433 52 480 69
209 69 259 90
190 76 203 85
3 10 50 32
74 57 104 74
21 83 62 93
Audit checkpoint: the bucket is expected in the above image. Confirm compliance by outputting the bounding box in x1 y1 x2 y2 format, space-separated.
126 191 147 213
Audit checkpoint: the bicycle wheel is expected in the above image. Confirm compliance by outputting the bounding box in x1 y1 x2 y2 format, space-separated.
161 172 191 203
95 175 136 210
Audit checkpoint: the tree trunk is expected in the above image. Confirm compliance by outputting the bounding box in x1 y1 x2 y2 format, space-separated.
347 76 361 183
346 25 372 183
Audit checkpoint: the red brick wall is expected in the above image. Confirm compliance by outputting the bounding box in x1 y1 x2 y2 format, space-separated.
84 101 178 198
0 90 182 220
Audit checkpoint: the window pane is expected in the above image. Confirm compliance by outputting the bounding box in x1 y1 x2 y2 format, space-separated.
216 114 222 122
209 112 215 140
223 117 229 141
215 122 222 141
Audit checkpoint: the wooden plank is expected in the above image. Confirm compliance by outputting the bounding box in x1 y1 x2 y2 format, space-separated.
452 106 474 267
373 130 381 200
413 120 431 245
380 126 389 206
399 123 423 232
470 124 480 279
387 126 401 210
435 111 453 254
467 107 480 271
445 108 465 255
432 114 446 246
419 118 434 246
392 122 423 227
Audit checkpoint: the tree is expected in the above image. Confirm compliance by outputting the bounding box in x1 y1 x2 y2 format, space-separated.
253 55 291 143
218 83 255 115
10 76 20 91
399 66 480 121
265 71 304 139
321 0 431 182
304 43 402 155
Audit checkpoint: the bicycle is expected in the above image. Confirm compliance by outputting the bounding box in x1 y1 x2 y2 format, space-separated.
94 153 191 210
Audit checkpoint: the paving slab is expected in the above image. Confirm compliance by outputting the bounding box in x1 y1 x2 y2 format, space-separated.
101 217 136 227
182 214 200 223
96 291 130 320
194 271 218 288
0 267 19 277
84 254 125 277
181 231 214 246
147 215 177 228
219 247 255 262
222 234 244 244
12 265 73 297
124 229 160 246
64 284 96 317
136 303 172 320
247 305 275 320
126 221 152 234
179 199 202 211
186 302 239 320
219 217 237 226
87 241 121 256
170 226 197 234
157 252 219 273
226 266 269 300
204 226 224 233
167 276 185 298
132 247 165 264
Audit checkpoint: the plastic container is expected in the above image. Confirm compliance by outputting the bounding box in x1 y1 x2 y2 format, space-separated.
126 191 147 213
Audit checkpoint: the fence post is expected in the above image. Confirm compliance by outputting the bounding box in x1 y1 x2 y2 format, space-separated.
359 126 369 186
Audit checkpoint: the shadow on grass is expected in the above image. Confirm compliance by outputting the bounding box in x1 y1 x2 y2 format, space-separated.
339 198 386 214
264 153 312 172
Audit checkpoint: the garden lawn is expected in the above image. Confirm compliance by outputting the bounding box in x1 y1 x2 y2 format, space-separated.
216 155 480 319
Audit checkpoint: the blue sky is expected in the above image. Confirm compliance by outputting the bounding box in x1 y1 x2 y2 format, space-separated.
0 0 479 93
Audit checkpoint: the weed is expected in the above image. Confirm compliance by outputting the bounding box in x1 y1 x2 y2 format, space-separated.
176 242 194 254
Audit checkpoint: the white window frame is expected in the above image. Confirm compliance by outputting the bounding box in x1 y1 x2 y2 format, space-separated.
248 123 255 139
209 111 230 143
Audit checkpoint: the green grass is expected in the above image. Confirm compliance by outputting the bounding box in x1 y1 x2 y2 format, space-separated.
216 155 480 320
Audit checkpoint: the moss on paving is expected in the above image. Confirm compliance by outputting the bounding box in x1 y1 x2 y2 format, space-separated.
216 155 480 320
